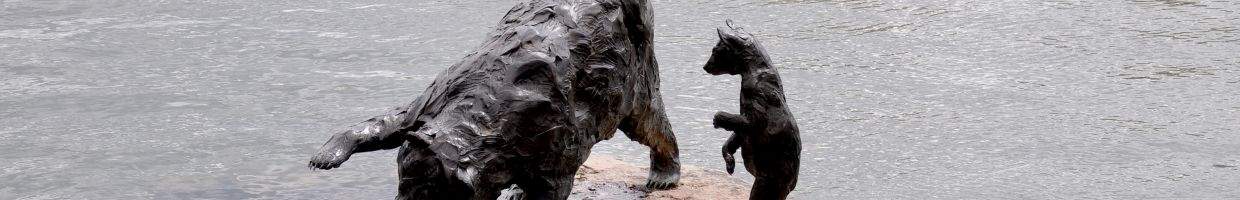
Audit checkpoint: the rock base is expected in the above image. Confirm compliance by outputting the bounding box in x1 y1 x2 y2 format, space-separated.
568 155 750 200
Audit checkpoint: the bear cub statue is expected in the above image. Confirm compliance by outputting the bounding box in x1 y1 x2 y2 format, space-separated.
704 22 802 200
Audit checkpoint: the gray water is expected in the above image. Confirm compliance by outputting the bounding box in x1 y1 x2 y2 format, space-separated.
3 0 1239 199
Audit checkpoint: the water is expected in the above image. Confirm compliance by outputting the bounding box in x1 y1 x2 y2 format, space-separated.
2 0 1239 199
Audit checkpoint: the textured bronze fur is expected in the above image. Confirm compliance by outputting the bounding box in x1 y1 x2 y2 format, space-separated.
307 0 681 199
705 23 802 200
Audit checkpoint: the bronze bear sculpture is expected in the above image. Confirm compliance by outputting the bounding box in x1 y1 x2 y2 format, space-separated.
307 0 681 199
705 23 802 200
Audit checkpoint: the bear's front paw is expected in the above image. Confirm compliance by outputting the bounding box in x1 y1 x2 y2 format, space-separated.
713 112 744 130
722 150 736 174
712 112 730 129
308 135 356 170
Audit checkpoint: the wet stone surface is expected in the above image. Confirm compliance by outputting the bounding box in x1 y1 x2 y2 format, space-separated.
567 156 748 200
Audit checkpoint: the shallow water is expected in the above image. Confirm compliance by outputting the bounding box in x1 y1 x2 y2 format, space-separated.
2 0 1239 199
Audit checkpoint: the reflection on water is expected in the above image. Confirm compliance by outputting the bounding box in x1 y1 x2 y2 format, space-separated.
2 0 1239 199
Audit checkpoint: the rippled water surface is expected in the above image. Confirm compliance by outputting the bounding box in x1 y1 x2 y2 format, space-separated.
3 0 1239 199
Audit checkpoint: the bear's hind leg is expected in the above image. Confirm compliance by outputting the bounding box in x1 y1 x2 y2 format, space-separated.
515 174 575 200
749 177 795 200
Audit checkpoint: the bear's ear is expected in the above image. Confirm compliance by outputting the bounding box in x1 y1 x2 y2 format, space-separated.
717 27 742 46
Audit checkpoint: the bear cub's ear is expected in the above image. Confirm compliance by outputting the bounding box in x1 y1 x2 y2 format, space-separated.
717 19 750 46
716 27 744 46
